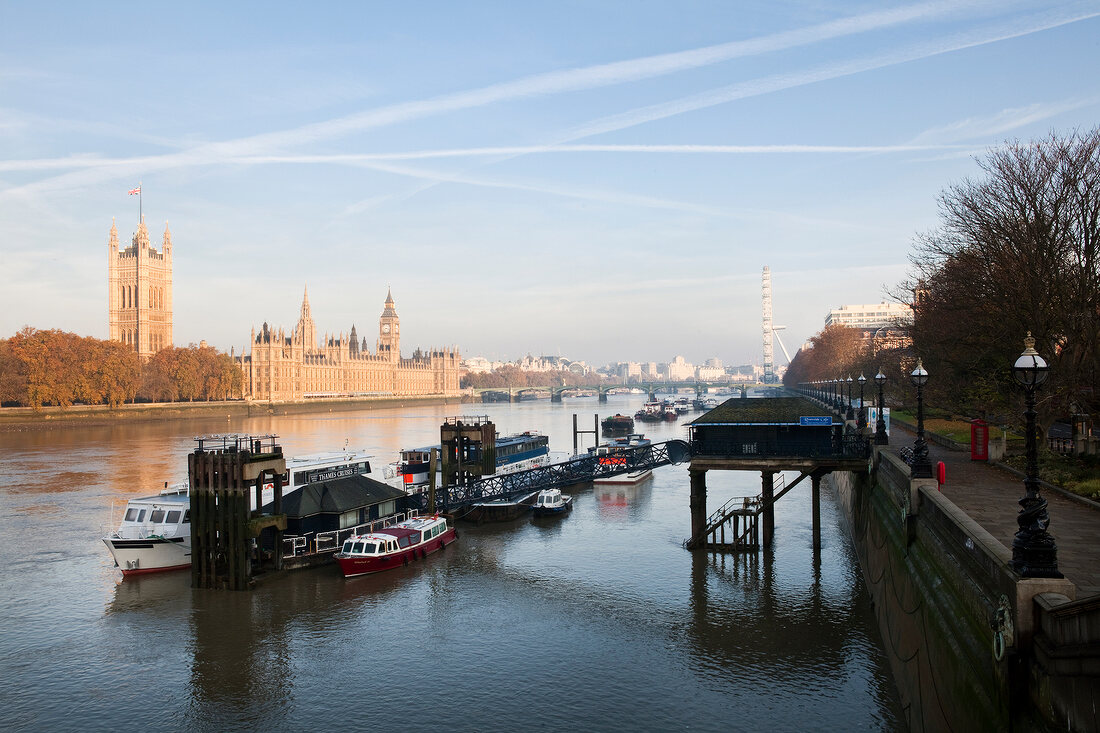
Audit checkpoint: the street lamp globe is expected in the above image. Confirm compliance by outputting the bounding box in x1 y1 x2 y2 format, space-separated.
873 368 888 445
908 358 932 478
1012 332 1049 388
910 359 929 387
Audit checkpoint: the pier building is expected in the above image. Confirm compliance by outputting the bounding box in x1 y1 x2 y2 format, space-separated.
107 217 173 359
242 288 461 401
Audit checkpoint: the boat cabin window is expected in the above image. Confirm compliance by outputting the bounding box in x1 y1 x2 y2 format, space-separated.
150 509 166 523
124 508 146 522
352 542 365 554
397 536 411 548
362 543 378 554
166 510 181 524
342 541 354 554
183 510 190 523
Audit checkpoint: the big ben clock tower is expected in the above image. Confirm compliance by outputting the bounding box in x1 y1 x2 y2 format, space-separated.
377 288 400 361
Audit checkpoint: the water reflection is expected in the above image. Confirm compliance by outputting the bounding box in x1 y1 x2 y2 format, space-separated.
0 396 903 732
593 475 654 520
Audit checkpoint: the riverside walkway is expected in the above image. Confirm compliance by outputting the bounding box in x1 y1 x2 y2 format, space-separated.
888 422 1100 596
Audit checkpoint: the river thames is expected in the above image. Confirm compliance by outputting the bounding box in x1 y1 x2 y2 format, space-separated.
0 394 903 731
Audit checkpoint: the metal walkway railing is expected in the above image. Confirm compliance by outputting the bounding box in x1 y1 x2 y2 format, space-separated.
408 439 691 511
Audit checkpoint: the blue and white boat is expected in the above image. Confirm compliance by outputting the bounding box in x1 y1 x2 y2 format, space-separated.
386 431 553 492
532 488 573 517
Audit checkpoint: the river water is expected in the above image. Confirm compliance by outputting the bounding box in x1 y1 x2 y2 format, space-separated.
0 395 903 732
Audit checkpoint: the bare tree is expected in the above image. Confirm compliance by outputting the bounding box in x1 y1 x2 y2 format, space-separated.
899 129 1100 429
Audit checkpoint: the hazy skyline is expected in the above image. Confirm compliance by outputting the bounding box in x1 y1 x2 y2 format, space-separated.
3 1 1098 367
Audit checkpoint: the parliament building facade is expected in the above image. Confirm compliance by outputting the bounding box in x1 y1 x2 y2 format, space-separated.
107 217 173 359
242 288 461 401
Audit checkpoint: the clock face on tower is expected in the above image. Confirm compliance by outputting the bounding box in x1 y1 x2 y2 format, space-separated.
382 324 390 334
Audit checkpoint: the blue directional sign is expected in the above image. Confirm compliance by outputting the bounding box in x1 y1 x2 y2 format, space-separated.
799 416 833 426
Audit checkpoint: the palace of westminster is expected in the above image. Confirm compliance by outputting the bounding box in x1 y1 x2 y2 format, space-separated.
107 217 462 401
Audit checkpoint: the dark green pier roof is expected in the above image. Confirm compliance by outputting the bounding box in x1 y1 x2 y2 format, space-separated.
687 397 835 426
262 474 407 518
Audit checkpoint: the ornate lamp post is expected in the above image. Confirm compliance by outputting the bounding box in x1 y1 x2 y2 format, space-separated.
874 369 888 445
835 378 843 412
846 376 855 421
857 374 867 430
909 359 933 478
1011 333 1061 578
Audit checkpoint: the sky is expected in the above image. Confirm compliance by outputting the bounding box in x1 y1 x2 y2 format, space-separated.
2 1 1099 369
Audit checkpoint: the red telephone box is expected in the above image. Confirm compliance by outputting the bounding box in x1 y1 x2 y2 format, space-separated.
970 419 989 461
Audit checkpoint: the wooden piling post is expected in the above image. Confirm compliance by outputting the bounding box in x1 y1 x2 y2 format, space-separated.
689 468 707 547
811 472 822 551
761 471 775 547
188 435 286 590
428 447 438 514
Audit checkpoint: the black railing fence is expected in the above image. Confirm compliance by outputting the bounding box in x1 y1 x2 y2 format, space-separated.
408 439 692 511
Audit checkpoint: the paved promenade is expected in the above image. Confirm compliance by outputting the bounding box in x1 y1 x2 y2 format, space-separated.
886 423 1100 597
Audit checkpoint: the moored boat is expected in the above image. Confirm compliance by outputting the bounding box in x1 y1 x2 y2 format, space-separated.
634 401 664 423
101 483 192 576
590 433 654 485
386 430 552 492
335 514 456 577
103 444 373 576
464 490 540 523
601 413 635 435
532 488 573 516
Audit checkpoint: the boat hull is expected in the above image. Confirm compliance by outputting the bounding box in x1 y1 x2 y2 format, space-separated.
532 496 573 516
103 536 191 576
594 469 653 485
464 491 539 523
336 528 457 578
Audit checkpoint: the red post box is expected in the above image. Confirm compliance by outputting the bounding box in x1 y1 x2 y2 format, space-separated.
970 419 989 461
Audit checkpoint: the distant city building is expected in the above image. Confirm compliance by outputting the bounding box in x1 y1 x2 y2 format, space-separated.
825 302 912 329
704 357 723 368
107 217 173 360
825 301 913 354
511 354 590 374
668 355 694 381
695 364 724 381
462 356 498 374
242 288 461 401
617 362 642 381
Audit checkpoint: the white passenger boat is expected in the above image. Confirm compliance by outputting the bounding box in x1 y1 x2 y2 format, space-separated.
103 447 373 576
102 483 192 576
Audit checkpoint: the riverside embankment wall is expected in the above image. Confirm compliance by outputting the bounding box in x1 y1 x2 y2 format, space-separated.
0 394 473 431
833 449 1097 732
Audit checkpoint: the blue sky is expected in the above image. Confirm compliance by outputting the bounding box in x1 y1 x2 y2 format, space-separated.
2 1 1098 368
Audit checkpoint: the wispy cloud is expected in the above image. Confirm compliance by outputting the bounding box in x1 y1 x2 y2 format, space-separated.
3 1 1096 204
0 0 971 196
565 5 1100 142
338 160 734 217
907 97 1100 144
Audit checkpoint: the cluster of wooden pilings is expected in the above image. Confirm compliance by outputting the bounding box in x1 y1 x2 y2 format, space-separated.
188 435 288 591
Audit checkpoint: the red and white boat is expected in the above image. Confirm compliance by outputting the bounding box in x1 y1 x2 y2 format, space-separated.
335 514 456 577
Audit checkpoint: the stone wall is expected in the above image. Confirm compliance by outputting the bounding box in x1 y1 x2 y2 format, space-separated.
832 448 1093 731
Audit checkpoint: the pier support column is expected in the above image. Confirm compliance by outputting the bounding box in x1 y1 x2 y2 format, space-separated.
761 471 775 546
811 471 823 551
689 467 707 546
598 390 607 403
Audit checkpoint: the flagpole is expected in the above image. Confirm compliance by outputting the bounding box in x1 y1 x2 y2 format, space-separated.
139 180 143 222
